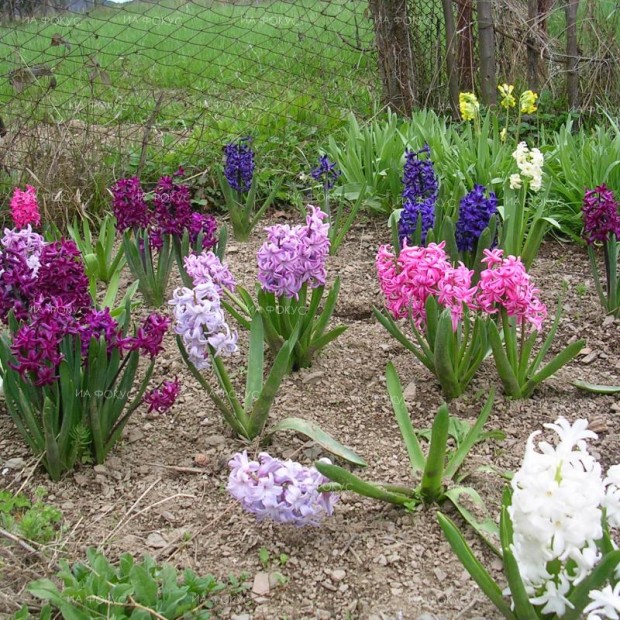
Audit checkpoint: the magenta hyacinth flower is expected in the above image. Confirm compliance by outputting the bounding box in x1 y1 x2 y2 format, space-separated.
10 186 41 229
582 185 620 244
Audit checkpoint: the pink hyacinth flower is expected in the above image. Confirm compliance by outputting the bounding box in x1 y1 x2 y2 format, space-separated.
10 185 41 229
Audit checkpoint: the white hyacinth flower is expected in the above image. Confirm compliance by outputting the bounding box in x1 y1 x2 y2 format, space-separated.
509 417 612 614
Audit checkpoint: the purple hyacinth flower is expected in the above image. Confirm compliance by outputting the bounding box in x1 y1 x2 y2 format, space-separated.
398 146 439 245
223 137 255 193
455 184 498 252
111 177 151 234
143 379 180 414
228 451 338 527
583 184 620 244
184 251 236 294
311 155 341 191
188 212 218 250
257 206 330 299
129 313 170 358
152 175 193 237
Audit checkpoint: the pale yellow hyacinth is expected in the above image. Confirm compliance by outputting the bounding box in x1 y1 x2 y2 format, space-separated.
459 92 479 121
500 128 507 142
520 90 538 114
498 83 516 109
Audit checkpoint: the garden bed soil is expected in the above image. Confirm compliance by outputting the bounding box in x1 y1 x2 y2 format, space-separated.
1 215 619 619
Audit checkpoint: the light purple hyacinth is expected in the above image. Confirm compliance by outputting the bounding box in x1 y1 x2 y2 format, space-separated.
257 206 330 299
169 281 237 370
183 251 236 294
227 451 338 526
1 226 45 275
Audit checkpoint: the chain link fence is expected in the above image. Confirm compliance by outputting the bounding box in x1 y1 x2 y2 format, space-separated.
0 0 619 217
0 0 378 214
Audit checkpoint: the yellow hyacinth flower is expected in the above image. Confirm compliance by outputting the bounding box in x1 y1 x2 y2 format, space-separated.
520 90 538 114
459 92 479 121
498 83 516 109
500 128 507 142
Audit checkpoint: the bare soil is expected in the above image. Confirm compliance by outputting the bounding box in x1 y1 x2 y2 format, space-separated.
1 216 619 620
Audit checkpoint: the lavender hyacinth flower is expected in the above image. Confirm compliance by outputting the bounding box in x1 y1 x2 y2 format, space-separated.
228 451 338 526
398 146 439 245
169 281 237 370
1 226 45 274
311 155 341 191
184 251 236 294
257 206 330 299
223 137 255 193
455 184 498 252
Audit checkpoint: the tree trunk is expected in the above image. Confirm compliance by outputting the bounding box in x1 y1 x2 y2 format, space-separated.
527 0 539 89
441 0 460 116
368 0 417 115
476 0 497 105
565 0 579 109
457 0 474 90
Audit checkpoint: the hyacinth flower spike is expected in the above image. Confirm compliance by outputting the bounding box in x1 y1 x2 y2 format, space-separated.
582 185 620 317
440 417 620 620
218 137 282 242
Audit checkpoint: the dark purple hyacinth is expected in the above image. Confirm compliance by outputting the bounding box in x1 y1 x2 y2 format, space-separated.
311 155 341 191
78 308 126 355
223 137 255 193
188 212 218 249
398 146 439 245
398 198 436 245
143 379 180 414
401 145 439 205
455 184 498 253
111 177 150 234
152 176 193 237
582 185 620 244
10 298 78 386
129 313 171 358
35 240 91 312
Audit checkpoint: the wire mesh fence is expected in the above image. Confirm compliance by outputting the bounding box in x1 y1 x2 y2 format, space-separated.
1 0 619 218
0 0 379 213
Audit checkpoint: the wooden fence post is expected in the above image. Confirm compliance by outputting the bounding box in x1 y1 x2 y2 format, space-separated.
565 0 580 109
527 0 539 89
441 0 460 116
368 0 417 115
476 0 497 104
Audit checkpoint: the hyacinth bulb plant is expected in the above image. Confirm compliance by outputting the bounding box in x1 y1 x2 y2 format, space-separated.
582 185 620 317
171 265 364 463
111 171 221 307
501 141 557 269
481 249 585 399
316 364 500 544
218 137 281 241
374 242 490 400
439 417 620 620
65 214 138 317
310 154 364 255
227 206 346 371
228 451 339 526
0 235 175 480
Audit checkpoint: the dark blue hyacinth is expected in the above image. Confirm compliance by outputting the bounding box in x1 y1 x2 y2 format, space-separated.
455 184 498 253
398 146 439 245
223 137 255 193
311 155 341 191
